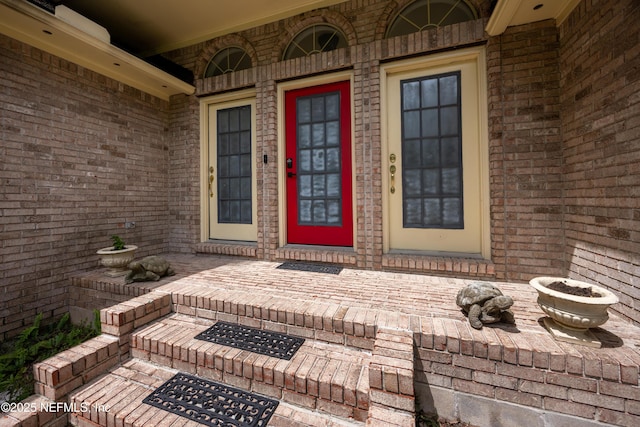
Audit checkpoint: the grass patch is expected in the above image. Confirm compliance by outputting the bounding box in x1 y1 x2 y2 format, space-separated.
0 311 101 403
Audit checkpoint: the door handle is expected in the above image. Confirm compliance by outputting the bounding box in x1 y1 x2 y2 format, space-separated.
208 166 214 198
389 153 396 194
389 165 396 194
287 172 297 178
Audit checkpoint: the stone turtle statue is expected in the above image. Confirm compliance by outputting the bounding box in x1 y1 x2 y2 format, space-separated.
125 256 175 284
456 282 515 329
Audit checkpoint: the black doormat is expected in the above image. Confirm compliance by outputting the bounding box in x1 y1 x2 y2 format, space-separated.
143 372 278 427
195 321 304 360
276 261 343 275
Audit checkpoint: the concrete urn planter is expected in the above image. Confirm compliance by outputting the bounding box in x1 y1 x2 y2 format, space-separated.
96 245 138 277
529 276 619 347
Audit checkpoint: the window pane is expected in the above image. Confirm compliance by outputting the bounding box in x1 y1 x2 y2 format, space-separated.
296 91 342 226
403 169 422 196
217 105 252 224
326 94 340 119
404 199 422 225
298 124 311 148
441 137 460 166
421 109 439 137
403 111 420 138
401 73 462 229
423 198 441 225
312 123 325 146
422 139 440 167
313 174 326 197
326 148 340 171
443 198 462 226
299 149 311 172
440 75 458 105
312 149 325 171
327 200 341 224
205 47 252 77
386 0 477 38
326 121 340 146
421 79 438 108
298 99 311 123
440 106 459 136
283 25 348 60
403 81 420 110
404 140 421 168
312 97 325 121
441 168 461 194
422 169 440 195
327 174 341 197
299 175 312 197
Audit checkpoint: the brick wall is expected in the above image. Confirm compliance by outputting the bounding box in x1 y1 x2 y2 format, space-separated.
559 0 640 324
165 0 497 276
165 0 578 282
486 20 565 281
167 93 201 250
0 34 171 339
2 0 639 337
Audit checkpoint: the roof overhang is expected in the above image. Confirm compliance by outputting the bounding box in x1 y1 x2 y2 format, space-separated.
0 0 195 100
486 0 582 36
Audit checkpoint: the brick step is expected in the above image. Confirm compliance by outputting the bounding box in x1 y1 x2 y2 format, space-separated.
129 313 371 422
68 358 364 427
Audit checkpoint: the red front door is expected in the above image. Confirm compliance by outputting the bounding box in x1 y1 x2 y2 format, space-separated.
285 81 353 246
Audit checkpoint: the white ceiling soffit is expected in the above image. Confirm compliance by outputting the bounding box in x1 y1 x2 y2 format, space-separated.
486 0 582 36
0 0 194 100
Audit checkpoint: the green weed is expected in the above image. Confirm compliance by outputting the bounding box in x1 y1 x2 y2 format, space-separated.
0 311 101 403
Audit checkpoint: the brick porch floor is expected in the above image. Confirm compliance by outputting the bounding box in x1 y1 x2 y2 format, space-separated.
3 253 640 426
80 252 640 339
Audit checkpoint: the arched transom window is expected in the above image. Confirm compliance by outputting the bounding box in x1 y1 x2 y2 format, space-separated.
386 0 477 38
204 47 252 77
283 24 348 60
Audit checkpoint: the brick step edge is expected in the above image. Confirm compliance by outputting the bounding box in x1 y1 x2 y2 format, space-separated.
0 395 67 427
367 328 415 427
68 359 365 427
130 314 371 421
33 334 120 402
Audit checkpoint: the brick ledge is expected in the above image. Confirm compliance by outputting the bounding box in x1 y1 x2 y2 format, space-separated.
194 241 258 257
275 245 358 265
382 253 495 278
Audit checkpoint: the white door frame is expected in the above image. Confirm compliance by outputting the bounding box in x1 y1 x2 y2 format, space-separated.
380 46 490 258
199 88 257 242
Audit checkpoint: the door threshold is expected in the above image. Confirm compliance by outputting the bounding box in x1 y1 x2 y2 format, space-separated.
275 245 357 266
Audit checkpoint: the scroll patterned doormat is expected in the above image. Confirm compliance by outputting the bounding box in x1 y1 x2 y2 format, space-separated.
143 372 278 427
276 261 343 275
195 321 305 360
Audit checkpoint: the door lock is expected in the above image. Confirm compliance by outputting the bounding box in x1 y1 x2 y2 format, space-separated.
286 158 296 178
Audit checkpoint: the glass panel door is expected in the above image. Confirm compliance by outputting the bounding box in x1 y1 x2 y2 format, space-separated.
285 81 353 246
207 98 257 241
386 57 484 255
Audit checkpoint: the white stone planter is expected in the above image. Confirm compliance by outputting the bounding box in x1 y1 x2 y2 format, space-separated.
529 276 619 347
96 245 138 277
